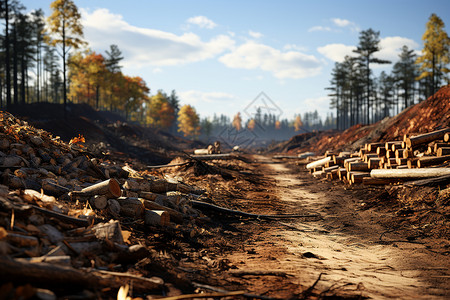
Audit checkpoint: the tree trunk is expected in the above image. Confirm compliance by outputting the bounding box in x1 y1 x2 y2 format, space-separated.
5 0 11 108
371 167 450 179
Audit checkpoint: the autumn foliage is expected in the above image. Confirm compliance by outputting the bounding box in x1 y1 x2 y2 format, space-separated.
177 105 200 138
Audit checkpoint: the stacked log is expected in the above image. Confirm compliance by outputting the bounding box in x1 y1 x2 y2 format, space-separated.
305 127 450 186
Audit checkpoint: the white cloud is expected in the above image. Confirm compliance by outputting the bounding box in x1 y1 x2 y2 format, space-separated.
219 41 322 79
375 36 420 64
81 9 233 68
308 26 332 32
317 43 357 62
178 90 237 105
248 30 263 39
331 18 359 32
284 44 308 52
186 16 217 29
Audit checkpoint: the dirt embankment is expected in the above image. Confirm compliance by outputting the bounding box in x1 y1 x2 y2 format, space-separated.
272 85 450 155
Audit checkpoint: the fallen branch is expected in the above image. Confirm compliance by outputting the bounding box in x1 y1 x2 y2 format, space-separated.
156 290 245 300
190 200 320 219
146 162 190 169
31 205 90 227
192 282 279 300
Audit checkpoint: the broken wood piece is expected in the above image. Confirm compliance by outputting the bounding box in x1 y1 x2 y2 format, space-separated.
71 179 121 199
371 168 450 179
144 209 170 226
92 220 124 244
306 156 331 170
405 128 450 148
146 162 190 169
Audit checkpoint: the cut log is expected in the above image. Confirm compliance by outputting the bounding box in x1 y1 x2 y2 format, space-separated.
404 174 450 187
32 205 90 227
417 155 450 168
144 209 170 226
323 165 339 172
371 167 450 179
363 154 378 163
385 141 402 151
333 156 346 166
434 142 450 152
194 149 210 155
348 162 370 172
6 232 39 247
407 158 418 169
141 199 184 224
71 179 121 199
376 147 386 156
89 195 108 210
343 157 361 168
368 158 381 169
402 149 414 159
445 133 449 142
0 257 98 288
350 172 370 184
406 128 450 148
306 156 330 170
366 142 384 153
337 168 347 180
116 197 144 218
395 158 407 166
437 147 450 157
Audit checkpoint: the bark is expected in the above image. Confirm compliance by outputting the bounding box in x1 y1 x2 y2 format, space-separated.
417 155 450 168
371 168 450 179
144 209 170 226
71 179 121 199
405 128 450 148
141 198 184 224
437 147 450 157
0 257 98 288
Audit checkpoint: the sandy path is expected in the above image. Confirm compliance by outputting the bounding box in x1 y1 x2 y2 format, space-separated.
223 156 449 299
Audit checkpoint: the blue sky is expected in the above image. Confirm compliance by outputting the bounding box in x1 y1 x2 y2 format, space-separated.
20 0 450 121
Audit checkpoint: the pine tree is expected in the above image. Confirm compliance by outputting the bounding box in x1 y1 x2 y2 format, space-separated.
392 45 418 109
353 29 391 124
46 0 86 116
416 14 450 97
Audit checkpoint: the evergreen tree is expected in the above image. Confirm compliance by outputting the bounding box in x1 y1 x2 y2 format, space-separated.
415 14 450 96
392 45 418 109
353 29 390 124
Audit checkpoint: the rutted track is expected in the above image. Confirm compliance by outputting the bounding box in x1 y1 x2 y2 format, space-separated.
219 155 449 299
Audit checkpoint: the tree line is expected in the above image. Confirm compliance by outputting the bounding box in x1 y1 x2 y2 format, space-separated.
327 14 450 130
0 0 202 137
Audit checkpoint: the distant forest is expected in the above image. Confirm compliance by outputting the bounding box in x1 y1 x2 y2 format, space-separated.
1 1 449 144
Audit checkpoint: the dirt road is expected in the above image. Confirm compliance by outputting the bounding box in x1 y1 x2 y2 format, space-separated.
213 155 449 299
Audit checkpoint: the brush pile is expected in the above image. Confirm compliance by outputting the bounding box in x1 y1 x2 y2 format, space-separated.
0 111 210 299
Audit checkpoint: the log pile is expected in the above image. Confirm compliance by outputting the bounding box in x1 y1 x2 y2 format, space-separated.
306 127 450 185
0 111 210 298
